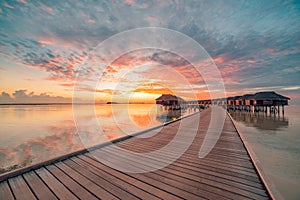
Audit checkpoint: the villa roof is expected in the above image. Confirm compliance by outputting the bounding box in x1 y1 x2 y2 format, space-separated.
254 91 290 100
226 92 289 101
233 96 243 100
155 94 185 101
242 94 255 100
227 97 235 100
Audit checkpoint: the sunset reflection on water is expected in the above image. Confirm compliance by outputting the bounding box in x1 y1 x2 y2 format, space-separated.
0 104 197 174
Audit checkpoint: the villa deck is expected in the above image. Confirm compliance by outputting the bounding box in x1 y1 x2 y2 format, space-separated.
0 108 271 199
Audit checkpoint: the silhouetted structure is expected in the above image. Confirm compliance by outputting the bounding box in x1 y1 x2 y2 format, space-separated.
184 91 290 115
227 91 290 114
155 94 185 106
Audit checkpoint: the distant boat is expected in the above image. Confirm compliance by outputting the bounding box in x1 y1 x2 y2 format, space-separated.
106 102 118 104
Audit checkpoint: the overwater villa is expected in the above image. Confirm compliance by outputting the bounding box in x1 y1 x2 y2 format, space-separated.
155 94 185 106
157 91 290 114
226 91 290 114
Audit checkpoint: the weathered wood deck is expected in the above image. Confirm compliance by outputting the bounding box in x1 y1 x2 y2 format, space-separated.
0 107 271 199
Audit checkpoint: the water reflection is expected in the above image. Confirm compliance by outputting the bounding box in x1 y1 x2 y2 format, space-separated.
156 105 200 123
0 104 200 174
229 111 289 131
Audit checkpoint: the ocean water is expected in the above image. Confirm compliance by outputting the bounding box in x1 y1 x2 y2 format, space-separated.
1 104 299 199
0 104 197 174
229 105 300 200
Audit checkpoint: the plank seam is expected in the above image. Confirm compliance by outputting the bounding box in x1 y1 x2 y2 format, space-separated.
62 159 121 199
69 158 141 200
75 156 162 200
85 154 186 200
21 174 39 200
49 164 100 200
33 169 60 200
45 165 85 200
6 181 16 200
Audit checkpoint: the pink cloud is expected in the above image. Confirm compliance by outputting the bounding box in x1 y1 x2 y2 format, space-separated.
80 11 96 24
42 5 53 14
213 56 225 65
80 11 88 18
146 16 159 24
124 0 135 5
212 54 232 66
17 0 27 4
87 19 96 24
246 59 256 63
265 48 277 55
38 39 55 46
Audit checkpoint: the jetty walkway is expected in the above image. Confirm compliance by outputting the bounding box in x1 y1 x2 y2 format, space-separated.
0 108 271 199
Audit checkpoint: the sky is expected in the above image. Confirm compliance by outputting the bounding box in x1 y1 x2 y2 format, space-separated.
0 0 299 104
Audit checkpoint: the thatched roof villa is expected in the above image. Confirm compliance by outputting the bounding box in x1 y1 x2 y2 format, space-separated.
155 94 185 106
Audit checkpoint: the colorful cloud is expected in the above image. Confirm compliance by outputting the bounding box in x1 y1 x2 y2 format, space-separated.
0 0 299 103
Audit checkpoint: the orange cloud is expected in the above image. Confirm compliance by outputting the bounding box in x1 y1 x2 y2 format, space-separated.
87 19 96 24
95 89 121 95
105 65 117 73
213 56 225 65
59 83 75 87
38 39 55 45
133 82 175 95
44 76 67 81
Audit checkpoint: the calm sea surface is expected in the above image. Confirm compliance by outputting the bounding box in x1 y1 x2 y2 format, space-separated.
1 104 299 199
229 105 300 200
0 104 196 174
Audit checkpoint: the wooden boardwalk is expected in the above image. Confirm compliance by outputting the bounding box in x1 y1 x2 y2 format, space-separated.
0 107 271 199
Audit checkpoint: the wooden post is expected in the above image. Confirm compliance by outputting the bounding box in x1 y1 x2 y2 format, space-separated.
282 105 285 115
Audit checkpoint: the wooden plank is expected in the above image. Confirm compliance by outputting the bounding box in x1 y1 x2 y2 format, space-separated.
94 149 218 199
104 145 261 183
35 167 78 200
72 156 161 200
114 142 264 191
9 175 36 200
155 165 268 199
0 181 14 200
46 164 97 200
81 154 183 200
23 171 57 199
118 142 256 174
55 161 117 199
97 147 265 200
124 143 256 174
89 151 204 199
118 139 257 175
63 159 139 200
